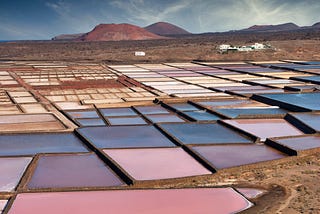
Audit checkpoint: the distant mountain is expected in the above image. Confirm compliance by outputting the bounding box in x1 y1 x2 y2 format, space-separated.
78 23 165 41
51 21 320 41
52 33 85 41
311 22 320 28
240 23 300 32
144 22 191 35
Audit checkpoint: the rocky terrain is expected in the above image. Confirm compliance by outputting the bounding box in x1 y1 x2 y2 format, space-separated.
1 34 320 63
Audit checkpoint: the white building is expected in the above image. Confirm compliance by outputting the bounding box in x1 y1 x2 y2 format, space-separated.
252 43 265 49
238 46 253 52
219 44 231 50
134 51 146 56
218 43 268 53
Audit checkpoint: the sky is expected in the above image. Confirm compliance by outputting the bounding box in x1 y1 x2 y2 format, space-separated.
0 0 319 40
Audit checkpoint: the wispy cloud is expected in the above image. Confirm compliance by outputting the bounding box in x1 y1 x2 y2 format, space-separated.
46 1 71 15
45 0 98 33
108 0 320 33
110 0 194 25
1 0 319 39
192 0 320 32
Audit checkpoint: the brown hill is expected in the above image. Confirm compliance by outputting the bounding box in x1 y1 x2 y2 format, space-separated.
241 23 300 32
144 22 191 35
78 23 165 41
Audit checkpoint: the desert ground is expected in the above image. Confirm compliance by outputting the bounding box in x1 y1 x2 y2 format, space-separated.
0 35 320 63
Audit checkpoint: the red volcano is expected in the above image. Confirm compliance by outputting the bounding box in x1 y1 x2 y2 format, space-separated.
78 23 166 41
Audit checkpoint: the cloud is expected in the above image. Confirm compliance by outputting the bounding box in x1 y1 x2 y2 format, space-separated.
1 0 319 39
46 1 71 15
45 0 99 33
110 0 194 25
191 0 320 32
108 0 320 33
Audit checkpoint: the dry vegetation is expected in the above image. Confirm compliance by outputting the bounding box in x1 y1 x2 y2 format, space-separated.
0 31 320 63
230 153 320 214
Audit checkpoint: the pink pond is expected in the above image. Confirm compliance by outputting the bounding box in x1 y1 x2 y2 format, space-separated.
8 188 253 214
0 157 32 192
223 119 304 141
103 148 211 180
27 154 124 189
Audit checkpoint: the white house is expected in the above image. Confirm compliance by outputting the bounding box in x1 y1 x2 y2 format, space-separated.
218 43 269 53
238 46 253 52
219 44 231 50
135 51 146 56
252 43 265 49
